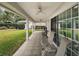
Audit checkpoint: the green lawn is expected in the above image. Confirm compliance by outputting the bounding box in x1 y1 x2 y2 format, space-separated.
0 29 32 56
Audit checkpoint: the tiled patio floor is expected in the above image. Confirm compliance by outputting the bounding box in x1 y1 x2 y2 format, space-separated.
13 31 43 56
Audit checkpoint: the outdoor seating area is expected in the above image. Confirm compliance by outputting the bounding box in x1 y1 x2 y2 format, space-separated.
0 2 79 56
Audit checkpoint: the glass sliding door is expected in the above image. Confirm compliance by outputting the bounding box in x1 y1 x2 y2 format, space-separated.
55 3 79 56
57 3 79 56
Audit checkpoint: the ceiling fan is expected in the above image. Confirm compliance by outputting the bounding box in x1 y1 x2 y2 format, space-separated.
36 3 44 15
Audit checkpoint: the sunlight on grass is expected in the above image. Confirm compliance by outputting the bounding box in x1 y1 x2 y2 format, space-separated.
0 29 32 56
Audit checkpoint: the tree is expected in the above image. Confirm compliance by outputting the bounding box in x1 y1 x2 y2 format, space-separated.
0 9 25 29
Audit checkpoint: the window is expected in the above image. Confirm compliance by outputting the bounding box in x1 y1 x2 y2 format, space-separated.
58 3 79 56
58 18 72 39
75 17 79 41
67 9 71 18
62 20 67 36
58 20 63 35
66 19 72 39
66 41 79 56
63 11 67 19
72 4 78 17
59 13 63 20
58 4 79 41
72 18 76 41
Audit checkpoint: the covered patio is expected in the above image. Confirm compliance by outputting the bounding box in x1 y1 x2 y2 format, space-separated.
0 2 78 56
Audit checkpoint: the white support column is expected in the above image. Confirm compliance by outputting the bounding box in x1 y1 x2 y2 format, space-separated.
32 23 34 33
32 22 33 33
32 22 35 32
25 19 29 40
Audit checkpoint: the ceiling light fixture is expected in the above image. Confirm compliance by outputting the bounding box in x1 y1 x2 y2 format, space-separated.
36 3 43 15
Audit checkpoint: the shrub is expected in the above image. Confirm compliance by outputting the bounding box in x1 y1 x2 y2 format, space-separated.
0 26 8 30
9 26 16 29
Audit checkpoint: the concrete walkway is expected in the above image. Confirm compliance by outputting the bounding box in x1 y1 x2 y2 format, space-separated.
13 31 43 56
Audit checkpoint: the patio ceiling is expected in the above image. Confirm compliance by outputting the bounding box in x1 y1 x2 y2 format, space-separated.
0 2 76 22
17 2 76 22
17 2 63 22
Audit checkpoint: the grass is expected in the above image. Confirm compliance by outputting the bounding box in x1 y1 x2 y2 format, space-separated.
0 29 32 56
